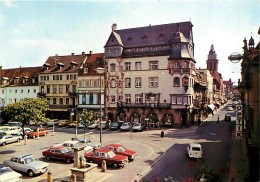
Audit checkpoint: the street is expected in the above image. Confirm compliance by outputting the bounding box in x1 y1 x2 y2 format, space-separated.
0 102 235 182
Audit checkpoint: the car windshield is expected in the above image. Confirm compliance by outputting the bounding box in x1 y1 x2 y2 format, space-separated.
111 123 118 126
134 123 141 126
0 166 13 173
32 128 39 132
24 155 37 164
122 123 128 126
118 146 126 152
61 148 71 153
192 147 201 151
107 151 116 158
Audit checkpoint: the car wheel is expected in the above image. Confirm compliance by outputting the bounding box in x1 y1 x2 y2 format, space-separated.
17 138 20 143
112 163 118 169
27 169 34 177
46 155 51 161
88 159 94 163
66 158 72 163
2 142 6 146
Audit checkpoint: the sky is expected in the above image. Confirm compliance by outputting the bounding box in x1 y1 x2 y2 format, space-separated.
0 0 259 85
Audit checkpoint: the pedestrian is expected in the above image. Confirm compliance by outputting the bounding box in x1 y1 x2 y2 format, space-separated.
160 129 164 140
40 124 42 128
198 116 201 125
24 134 27 145
217 115 220 123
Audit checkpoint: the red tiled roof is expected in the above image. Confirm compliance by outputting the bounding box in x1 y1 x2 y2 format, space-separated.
78 53 105 76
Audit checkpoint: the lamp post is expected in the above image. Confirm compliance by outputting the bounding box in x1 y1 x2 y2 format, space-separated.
96 67 105 146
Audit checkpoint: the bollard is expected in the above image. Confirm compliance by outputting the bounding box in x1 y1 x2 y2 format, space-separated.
47 171 53 182
70 174 76 182
101 160 107 172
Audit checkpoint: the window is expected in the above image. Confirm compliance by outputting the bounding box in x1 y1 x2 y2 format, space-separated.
184 62 189 69
47 98 50 104
110 79 116 88
174 77 180 86
125 62 131 71
111 96 115 104
149 61 158 70
67 75 69 80
59 85 63 93
53 75 56 80
66 85 69 93
82 80 86 88
171 96 176 104
74 74 76 80
2 90 4 94
34 89 36 93
47 86 50 93
32 78 35 83
66 98 69 105
125 94 131 103
135 77 142 88
183 96 188 105
89 79 93 87
28 89 30 93
70 75 73 80
47 76 49 80
97 79 101 88
125 78 131 88
53 98 57 104
135 62 141 70
173 61 180 68
110 64 115 72
135 94 142 103
15 90 17 94
53 85 57 93
60 75 62 80
59 98 63 105
149 77 158 88
177 96 182 104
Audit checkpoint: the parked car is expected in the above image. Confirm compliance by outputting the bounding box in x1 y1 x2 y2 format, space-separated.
57 120 71 127
46 119 59 127
4 122 23 127
54 140 94 153
187 143 203 159
110 122 121 130
227 107 234 111
0 135 22 146
97 121 108 129
120 122 131 131
0 126 22 135
3 154 49 177
88 122 99 129
132 123 146 132
42 146 74 163
84 148 128 169
224 114 232 121
103 144 137 161
28 128 49 139
68 121 79 128
14 127 32 136
72 138 101 149
0 164 22 182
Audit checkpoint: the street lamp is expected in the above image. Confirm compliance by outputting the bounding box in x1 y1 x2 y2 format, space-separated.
96 67 105 146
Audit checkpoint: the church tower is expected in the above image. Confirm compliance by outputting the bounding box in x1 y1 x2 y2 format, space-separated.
206 44 219 72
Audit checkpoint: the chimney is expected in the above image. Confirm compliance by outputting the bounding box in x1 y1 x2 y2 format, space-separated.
71 53 75 56
89 51 93 55
82 52 85 55
112 23 117 31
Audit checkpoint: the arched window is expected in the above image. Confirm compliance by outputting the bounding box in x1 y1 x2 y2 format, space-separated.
173 61 180 68
183 61 189 68
110 79 116 88
174 77 180 86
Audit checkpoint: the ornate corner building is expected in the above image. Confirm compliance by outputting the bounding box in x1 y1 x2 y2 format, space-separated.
104 22 196 127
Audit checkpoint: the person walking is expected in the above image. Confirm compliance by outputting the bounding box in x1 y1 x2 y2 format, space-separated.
24 134 27 145
217 115 220 123
160 129 165 140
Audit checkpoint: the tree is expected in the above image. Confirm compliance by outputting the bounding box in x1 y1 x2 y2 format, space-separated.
1 98 49 136
194 160 222 182
80 109 94 127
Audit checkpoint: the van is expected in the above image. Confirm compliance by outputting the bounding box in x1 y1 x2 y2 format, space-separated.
187 143 203 159
0 126 22 135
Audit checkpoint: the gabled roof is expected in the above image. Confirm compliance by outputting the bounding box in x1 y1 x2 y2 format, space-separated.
39 54 87 74
78 53 105 76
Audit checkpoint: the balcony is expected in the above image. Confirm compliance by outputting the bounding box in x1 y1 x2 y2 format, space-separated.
117 102 171 109
37 92 46 97
69 92 77 97
170 68 194 75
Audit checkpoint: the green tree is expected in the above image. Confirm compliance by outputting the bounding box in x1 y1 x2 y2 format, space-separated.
194 160 222 182
80 109 94 127
1 98 49 136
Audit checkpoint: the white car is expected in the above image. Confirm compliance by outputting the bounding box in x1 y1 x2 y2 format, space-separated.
0 126 22 135
120 122 131 131
187 143 203 159
0 164 22 182
3 154 49 177
14 127 32 136
0 135 22 146
54 140 94 153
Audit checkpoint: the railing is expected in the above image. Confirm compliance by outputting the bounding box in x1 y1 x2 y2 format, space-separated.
117 102 171 109
170 68 193 74
37 92 46 97
49 104 75 109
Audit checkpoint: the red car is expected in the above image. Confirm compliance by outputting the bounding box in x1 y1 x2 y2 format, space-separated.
42 146 74 163
104 144 137 161
28 127 49 138
84 148 128 169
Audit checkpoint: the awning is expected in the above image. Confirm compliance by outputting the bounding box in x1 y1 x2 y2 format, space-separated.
207 104 215 111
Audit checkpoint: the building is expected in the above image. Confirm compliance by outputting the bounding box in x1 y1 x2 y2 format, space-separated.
38 53 87 121
104 22 196 127
77 53 105 120
0 66 41 108
223 78 234 100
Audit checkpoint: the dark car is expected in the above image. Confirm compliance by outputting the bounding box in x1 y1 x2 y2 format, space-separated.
110 122 121 130
42 146 74 163
224 114 231 121
104 144 137 161
84 148 128 169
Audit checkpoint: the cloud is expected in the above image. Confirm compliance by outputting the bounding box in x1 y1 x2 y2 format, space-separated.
4 0 19 8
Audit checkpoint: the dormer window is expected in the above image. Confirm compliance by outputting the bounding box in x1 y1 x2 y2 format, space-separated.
22 76 28 84
127 37 132 41
14 77 20 84
173 61 180 68
159 34 164 39
142 35 148 42
2 77 8 84
32 77 36 84
84 68 88 73
44 63 51 71
70 61 77 69
57 62 64 70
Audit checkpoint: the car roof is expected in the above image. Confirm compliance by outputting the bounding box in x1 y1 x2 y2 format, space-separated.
95 148 113 153
11 154 33 159
63 140 79 144
50 146 66 150
189 143 202 148
106 144 122 148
